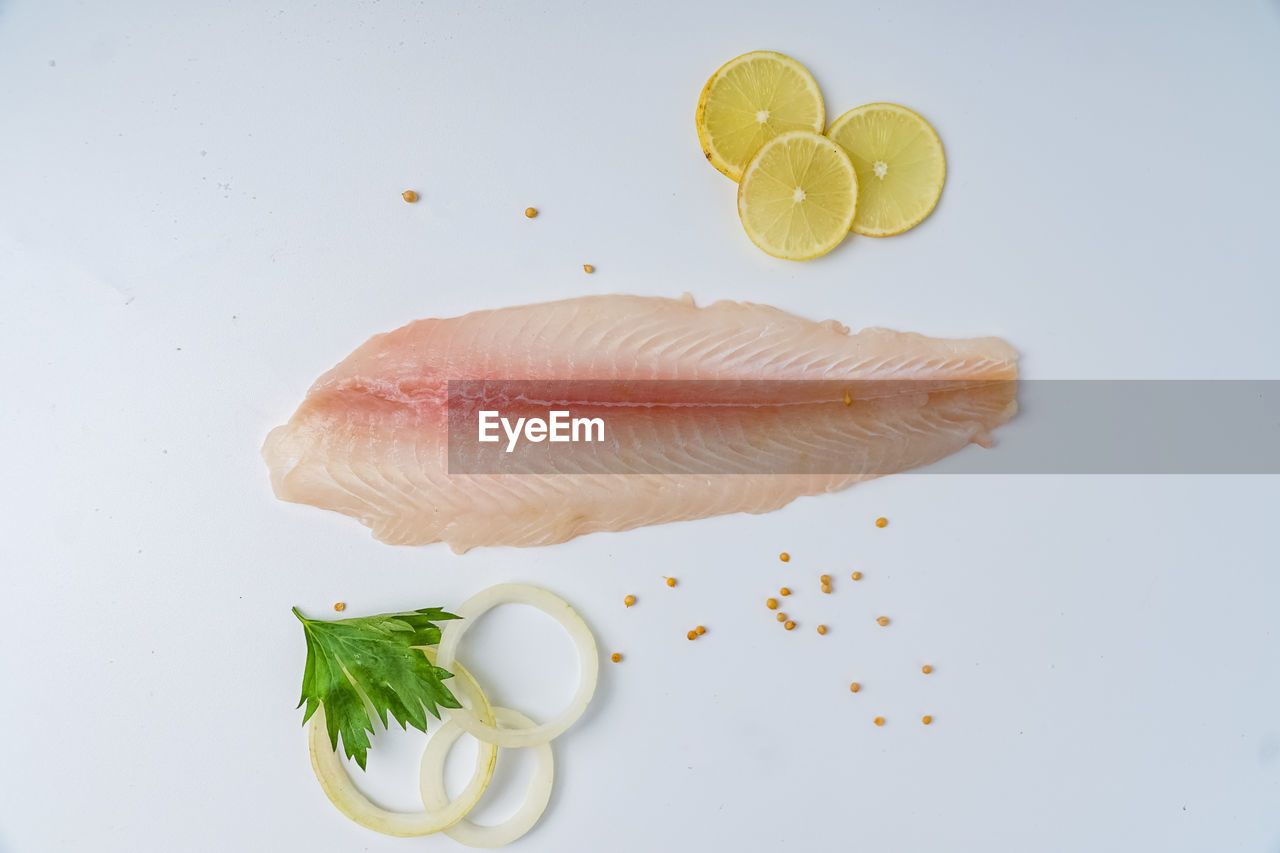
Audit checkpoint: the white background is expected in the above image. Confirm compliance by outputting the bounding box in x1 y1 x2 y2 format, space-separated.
2 1 1279 851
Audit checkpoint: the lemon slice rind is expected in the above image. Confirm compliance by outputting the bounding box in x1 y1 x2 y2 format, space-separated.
696 51 826 183
825 102 946 237
736 130 858 261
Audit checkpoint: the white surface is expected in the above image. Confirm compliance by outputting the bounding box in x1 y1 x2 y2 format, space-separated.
2 1 1279 851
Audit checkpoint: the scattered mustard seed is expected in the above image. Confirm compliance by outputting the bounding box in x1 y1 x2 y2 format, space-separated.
784 620 796 631
686 630 697 641
819 574 831 585
849 682 861 693
877 616 890 627
922 715 933 725
922 665 933 674
333 602 346 612
524 207 538 218
875 517 888 528
843 389 852 406
779 587 791 597
821 583 832 594
776 612 787 623
665 577 676 588
583 264 595 274
401 190 418 203
874 716 885 727
779 552 790 562
816 624 828 635
766 598 779 610
610 653 622 663
695 625 706 636
624 594 636 607
850 571 863 581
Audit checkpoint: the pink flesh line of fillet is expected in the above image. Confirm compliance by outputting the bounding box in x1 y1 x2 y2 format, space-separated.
263 293 1018 552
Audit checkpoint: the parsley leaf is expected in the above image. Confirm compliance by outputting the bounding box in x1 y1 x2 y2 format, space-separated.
292 606 463 770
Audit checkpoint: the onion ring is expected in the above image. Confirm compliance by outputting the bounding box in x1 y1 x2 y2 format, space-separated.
436 583 598 748
306 652 497 837
419 706 555 848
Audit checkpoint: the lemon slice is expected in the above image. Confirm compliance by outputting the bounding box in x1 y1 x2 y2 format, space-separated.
825 103 946 237
737 130 857 261
696 51 825 182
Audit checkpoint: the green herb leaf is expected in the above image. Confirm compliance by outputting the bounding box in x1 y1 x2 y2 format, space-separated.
292 605 462 770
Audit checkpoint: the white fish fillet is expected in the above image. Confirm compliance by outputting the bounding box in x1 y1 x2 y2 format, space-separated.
263 294 1018 551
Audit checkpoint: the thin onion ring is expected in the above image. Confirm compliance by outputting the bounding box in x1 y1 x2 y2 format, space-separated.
307 652 497 836
419 706 555 848
436 583 598 749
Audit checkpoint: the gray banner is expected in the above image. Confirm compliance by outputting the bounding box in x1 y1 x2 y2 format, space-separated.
445 380 1280 475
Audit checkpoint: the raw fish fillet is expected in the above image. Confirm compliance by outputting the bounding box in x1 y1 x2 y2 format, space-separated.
263 294 1017 551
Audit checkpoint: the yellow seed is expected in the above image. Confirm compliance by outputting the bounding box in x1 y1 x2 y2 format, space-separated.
583 264 595 274
766 598 778 610
922 715 933 725
816 624 827 635
687 630 697 640
776 612 787 622
843 389 852 406
401 190 418 203
524 207 538 218
333 602 346 612
784 620 796 631
922 665 933 674
624 594 636 607
695 625 706 636
665 577 676 588
779 587 791 597
610 653 622 663
875 517 888 528
850 571 863 581
779 552 790 562
877 616 890 627
849 682 861 693
874 716 885 727
819 574 831 584
821 583 832 594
